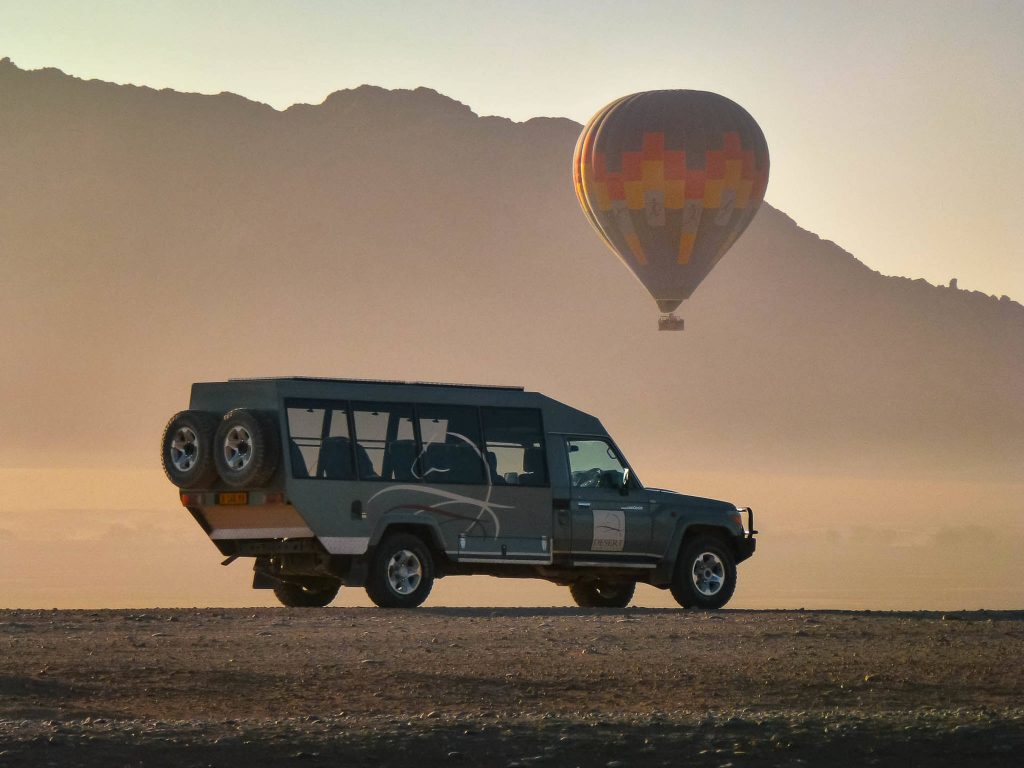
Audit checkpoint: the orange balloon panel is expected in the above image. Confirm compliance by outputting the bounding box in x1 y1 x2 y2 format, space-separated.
574 91 769 314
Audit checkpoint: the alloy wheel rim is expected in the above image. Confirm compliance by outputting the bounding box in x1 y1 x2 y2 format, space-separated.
171 427 199 472
691 551 725 596
387 549 422 595
223 426 253 470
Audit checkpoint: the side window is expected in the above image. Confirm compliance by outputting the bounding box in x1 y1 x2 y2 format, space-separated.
352 402 416 481
417 404 486 484
285 400 353 479
567 439 626 489
481 408 547 486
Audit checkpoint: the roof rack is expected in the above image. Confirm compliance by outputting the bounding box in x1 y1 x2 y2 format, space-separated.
228 376 525 392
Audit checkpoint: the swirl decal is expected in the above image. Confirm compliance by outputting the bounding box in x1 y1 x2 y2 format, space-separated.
367 484 511 538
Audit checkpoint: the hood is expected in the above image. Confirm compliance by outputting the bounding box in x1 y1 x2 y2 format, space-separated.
644 487 736 512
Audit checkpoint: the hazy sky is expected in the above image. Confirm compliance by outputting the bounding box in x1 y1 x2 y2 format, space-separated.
2 0 1022 300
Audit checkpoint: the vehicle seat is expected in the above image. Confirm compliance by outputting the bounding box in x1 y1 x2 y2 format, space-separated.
354 443 378 479
289 440 309 479
449 444 485 484
388 439 418 481
423 442 454 480
316 436 355 480
486 451 506 485
519 447 546 486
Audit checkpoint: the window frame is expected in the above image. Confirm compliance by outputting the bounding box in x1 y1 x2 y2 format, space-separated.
283 398 550 488
416 403 488 486
480 406 550 488
284 398 357 480
565 436 640 491
349 400 419 482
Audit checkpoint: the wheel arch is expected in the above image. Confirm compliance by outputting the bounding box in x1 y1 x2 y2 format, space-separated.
651 519 737 587
368 516 449 564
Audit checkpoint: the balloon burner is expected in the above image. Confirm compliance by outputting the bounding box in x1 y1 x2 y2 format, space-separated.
658 314 685 331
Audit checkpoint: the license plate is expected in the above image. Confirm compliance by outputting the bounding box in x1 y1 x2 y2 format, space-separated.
217 492 249 506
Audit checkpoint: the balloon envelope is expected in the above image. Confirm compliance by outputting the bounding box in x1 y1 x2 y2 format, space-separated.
574 90 769 315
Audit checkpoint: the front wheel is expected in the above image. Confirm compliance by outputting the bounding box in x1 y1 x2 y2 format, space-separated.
365 533 435 608
670 535 737 609
273 581 340 608
570 579 636 608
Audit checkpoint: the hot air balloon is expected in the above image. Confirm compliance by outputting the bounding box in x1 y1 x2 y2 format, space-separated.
573 90 769 330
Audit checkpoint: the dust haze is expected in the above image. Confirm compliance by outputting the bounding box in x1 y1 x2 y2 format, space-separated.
1 59 1021 609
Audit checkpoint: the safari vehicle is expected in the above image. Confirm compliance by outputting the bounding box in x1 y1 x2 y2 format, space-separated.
161 377 756 609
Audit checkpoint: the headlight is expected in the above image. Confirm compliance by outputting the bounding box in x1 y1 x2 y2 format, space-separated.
727 509 744 530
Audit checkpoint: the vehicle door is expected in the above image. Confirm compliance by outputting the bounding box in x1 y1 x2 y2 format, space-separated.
455 407 553 564
565 437 652 561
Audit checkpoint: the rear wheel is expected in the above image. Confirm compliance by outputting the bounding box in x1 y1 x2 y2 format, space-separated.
670 535 737 609
365 533 435 608
161 411 219 488
570 579 636 608
272 581 340 608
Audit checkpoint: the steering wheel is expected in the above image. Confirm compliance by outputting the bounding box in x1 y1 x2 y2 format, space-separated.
575 467 604 488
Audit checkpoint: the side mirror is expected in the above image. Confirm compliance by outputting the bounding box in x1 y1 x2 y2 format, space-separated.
619 467 631 495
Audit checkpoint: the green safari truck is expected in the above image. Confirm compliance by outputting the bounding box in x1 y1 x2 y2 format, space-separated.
161 377 756 608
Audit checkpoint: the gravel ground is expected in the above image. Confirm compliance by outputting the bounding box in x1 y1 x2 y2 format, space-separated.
1 607 1022 767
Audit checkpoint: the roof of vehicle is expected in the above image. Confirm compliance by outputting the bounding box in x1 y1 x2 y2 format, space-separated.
189 377 608 436
228 376 524 391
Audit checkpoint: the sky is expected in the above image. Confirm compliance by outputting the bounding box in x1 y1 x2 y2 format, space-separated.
1 0 1022 300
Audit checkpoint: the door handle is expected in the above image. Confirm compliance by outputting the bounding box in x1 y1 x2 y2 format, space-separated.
577 501 591 508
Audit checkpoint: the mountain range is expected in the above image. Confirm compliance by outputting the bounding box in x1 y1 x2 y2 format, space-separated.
2 57 1023 608
2 57 1020 482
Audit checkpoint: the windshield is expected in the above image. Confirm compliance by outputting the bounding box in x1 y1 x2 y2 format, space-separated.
567 438 636 490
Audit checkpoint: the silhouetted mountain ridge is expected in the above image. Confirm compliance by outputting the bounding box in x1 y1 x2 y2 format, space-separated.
1 58 1020 479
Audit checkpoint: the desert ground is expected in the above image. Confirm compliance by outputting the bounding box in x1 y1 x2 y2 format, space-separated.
0 607 1021 767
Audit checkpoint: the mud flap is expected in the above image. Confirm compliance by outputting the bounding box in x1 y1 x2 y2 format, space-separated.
252 556 279 589
342 556 369 587
252 571 279 589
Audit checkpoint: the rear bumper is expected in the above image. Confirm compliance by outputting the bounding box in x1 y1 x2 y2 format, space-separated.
182 494 314 542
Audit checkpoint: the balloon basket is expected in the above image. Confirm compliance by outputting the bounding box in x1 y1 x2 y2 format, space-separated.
658 314 685 331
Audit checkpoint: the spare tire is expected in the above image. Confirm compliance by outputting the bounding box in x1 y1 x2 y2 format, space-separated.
161 410 219 489
214 409 280 488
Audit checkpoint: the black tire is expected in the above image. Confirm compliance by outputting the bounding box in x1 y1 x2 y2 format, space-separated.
570 579 636 608
214 409 280 488
161 410 219 489
365 533 435 608
670 534 737 609
272 581 340 608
